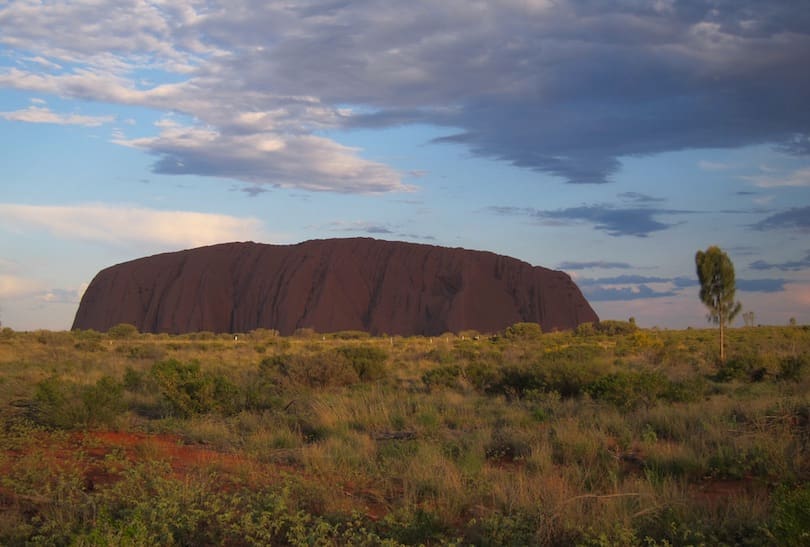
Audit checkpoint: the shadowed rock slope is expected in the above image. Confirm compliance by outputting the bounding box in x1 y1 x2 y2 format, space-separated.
72 238 598 335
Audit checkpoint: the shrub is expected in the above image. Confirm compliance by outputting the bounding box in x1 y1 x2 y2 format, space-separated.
485 428 532 462
422 365 463 390
715 354 766 382
150 359 238 417
490 365 546 399
336 345 388 381
595 319 638 335
465 361 500 392
663 376 707 403
586 371 669 410
464 511 543 546
425 347 455 364
707 445 771 479
34 375 124 429
770 484 810 546
383 508 447 545
259 352 359 388
503 322 542 340
72 329 105 351
778 355 808 382
331 330 371 340
122 343 166 361
107 323 139 339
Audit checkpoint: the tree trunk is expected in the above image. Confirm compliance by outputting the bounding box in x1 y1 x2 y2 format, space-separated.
720 317 725 363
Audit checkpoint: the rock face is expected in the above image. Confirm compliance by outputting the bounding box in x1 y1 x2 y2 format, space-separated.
72 238 598 335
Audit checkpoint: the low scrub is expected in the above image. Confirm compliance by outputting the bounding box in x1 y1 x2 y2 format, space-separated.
1 325 809 545
35 375 124 429
150 359 239 418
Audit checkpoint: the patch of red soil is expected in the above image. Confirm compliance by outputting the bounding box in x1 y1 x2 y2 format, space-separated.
0 430 382 518
72 431 276 491
693 476 770 506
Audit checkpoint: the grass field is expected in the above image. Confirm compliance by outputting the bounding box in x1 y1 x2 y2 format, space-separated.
0 322 808 545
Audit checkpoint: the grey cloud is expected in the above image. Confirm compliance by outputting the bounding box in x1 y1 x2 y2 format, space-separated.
750 206 810 232
750 252 810 271
583 284 678 302
320 221 436 241
580 274 670 285
737 278 786 293
557 260 632 270
577 273 684 301
2 1 809 187
488 204 691 237
618 192 666 204
577 272 785 302
121 128 406 194
364 226 395 235
240 186 269 197
396 232 437 241
672 277 698 288
323 221 395 235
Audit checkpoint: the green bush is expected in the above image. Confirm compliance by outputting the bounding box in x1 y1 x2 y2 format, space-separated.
336 345 388 381
259 352 359 388
331 330 372 340
425 347 455 364
122 343 166 361
72 329 105 351
778 355 808 382
770 484 810 546
707 445 771 479
663 376 707 403
489 365 546 399
382 508 447 545
485 428 532 462
465 361 500 392
503 322 542 340
422 365 463 389
150 359 239 417
586 371 669 410
107 323 139 339
715 354 767 382
34 375 124 429
594 319 638 335
480 358 603 400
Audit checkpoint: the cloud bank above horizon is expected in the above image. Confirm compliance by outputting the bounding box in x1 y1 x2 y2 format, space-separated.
1 0 809 191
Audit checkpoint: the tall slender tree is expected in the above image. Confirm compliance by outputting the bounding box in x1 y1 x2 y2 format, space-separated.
695 246 742 363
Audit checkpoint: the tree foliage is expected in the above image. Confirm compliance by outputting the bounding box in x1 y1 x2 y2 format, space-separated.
695 246 742 362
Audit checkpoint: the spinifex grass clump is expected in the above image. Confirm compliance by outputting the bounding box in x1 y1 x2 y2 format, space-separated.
0 324 808 544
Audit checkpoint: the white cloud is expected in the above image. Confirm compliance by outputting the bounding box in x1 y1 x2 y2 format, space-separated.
0 275 42 299
24 56 62 70
38 284 87 304
116 121 409 193
1 105 114 127
0 203 270 249
745 167 810 188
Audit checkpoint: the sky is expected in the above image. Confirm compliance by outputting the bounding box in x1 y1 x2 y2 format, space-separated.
1 0 809 331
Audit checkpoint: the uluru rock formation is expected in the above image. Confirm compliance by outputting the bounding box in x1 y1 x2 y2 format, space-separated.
72 238 598 335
